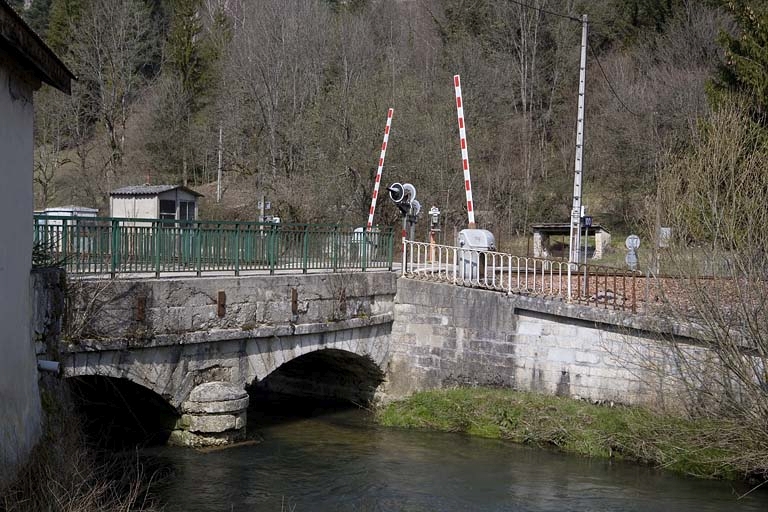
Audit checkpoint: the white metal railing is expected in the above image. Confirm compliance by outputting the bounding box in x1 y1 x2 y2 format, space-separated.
401 240 640 312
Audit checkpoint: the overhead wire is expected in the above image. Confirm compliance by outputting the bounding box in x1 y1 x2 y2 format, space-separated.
588 41 641 117
505 0 582 23
505 0 642 117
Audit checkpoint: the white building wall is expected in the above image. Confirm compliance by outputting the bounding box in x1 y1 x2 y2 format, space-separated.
0 63 42 486
111 196 158 219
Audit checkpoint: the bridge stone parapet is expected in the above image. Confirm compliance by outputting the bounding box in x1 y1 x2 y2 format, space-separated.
66 272 396 341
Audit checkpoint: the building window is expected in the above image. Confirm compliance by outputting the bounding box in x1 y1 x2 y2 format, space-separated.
179 201 195 221
160 200 176 220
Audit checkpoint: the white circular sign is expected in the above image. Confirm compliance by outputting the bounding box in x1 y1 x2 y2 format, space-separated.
625 234 640 250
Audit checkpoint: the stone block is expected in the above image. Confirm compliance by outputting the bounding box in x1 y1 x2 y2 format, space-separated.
547 348 575 364
168 428 246 448
184 412 246 433
516 320 543 336
182 396 249 414
575 351 601 365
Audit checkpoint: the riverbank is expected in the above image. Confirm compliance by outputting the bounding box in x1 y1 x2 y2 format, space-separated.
0 376 163 512
377 388 768 483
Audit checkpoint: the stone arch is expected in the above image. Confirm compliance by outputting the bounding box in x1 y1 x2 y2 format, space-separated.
242 323 391 403
62 351 178 408
65 374 178 446
252 348 386 405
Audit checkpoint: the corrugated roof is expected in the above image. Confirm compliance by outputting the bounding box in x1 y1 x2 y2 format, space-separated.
110 185 203 197
0 0 75 94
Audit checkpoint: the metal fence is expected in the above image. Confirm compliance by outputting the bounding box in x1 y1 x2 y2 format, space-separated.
402 240 639 312
33 215 395 277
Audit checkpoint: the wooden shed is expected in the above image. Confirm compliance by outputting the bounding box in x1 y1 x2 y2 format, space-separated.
110 185 203 221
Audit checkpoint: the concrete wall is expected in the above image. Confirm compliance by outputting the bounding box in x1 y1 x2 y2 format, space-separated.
0 55 41 487
387 279 703 408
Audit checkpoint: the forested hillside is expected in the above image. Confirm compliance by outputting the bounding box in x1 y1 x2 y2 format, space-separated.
14 0 763 242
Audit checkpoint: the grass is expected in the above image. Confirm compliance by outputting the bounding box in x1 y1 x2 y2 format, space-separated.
377 388 766 482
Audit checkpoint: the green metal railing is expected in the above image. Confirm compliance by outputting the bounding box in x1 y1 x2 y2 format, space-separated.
33 215 395 277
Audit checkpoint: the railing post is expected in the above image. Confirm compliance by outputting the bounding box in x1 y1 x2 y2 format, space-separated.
269 224 276 275
401 240 406 276
567 262 572 302
452 247 457 284
195 222 202 277
74 217 81 274
332 227 339 273
632 271 637 314
61 218 69 272
361 230 368 272
302 224 309 274
154 221 161 278
110 218 119 278
234 223 241 276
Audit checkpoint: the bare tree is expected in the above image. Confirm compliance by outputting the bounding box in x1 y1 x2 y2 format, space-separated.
68 0 152 186
227 0 329 180
33 89 71 208
640 104 768 480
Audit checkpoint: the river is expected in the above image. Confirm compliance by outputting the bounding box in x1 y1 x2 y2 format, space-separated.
145 401 767 512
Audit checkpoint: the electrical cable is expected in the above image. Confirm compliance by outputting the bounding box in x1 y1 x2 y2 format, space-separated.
505 1 641 116
588 42 641 117
506 0 582 23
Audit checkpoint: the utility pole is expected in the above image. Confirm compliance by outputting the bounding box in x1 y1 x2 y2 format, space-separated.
569 14 588 268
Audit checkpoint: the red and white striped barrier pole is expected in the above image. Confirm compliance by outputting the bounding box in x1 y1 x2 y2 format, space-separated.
366 108 394 230
453 75 476 228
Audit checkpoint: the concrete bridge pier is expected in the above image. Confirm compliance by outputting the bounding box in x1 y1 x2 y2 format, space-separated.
170 382 249 447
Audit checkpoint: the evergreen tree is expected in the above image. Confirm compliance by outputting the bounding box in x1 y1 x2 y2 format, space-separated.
25 0 52 37
167 0 214 111
46 0 83 53
710 1 768 120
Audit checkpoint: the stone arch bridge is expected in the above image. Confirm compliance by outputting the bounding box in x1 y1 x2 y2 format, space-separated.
56 272 395 445
34 268 713 447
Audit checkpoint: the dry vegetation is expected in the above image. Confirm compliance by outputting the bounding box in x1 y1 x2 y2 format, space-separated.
24 0 733 240
0 377 164 512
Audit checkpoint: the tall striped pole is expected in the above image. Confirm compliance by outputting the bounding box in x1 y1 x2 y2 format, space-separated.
453 75 476 228
366 108 394 230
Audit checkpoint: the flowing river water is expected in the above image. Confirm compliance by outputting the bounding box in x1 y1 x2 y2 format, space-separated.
143 400 768 512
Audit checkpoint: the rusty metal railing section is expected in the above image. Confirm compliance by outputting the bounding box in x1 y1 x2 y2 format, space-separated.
402 240 638 312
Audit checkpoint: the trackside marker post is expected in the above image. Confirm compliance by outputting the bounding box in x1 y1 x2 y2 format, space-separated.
453 75 476 228
366 108 394 230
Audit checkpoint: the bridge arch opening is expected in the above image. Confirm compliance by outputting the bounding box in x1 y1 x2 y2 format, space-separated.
248 349 385 419
67 376 179 448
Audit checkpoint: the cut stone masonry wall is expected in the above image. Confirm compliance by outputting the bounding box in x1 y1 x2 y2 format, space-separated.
388 278 706 408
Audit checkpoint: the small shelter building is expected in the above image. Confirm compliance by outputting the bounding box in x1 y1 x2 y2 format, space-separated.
110 185 202 221
531 222 611 260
